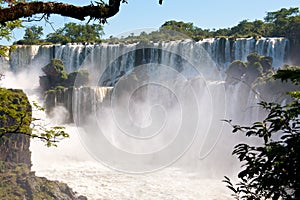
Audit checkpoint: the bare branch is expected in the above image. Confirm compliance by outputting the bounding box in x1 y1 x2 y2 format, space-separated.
22 13 47 22
0 73 4 81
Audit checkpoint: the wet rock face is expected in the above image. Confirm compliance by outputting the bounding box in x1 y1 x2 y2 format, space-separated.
0 88 32 169
0 88 87 200
0 133 31 168
39 58 89 91
40 59 68 91
0 161 86 200
225 60 247 84
288 38 300 66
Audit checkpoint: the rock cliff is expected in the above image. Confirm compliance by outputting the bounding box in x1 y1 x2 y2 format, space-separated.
0 88 87 200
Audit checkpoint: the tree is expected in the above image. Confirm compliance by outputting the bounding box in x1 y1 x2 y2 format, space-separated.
264 8 300 37
21 25 43 44
265 8 299 23
161 20 195 36
46 22 104 43
0 20 22 56
229 20 254 37
0 88 69 147
224 66 300 200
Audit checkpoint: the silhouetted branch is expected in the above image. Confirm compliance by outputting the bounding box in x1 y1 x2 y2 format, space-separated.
0 0 122 24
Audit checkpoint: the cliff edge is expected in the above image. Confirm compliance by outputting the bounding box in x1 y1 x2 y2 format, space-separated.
0 88 87 200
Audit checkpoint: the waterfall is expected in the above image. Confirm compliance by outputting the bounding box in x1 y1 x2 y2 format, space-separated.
4 37 292 199
0 56 9 72
45 86 112 124
10 45 53 72
9 37 289 73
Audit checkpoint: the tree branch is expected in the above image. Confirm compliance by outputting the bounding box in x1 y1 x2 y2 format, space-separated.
0 0 122 24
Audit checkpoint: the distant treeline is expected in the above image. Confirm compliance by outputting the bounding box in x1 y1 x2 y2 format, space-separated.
15 7 300 45
108 7 300 43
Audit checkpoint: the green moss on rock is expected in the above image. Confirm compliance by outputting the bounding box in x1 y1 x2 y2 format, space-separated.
225 60 247 84
247 52 261 64
67 69 89 87
0 88 87 199
40 59 90 91
0 162 87 200
0 88 31 167
39 59 68 91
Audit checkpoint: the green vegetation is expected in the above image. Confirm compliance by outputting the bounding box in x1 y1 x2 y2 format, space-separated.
226 52 299 107
0 161 84 199
39 59 90 123
39 59 68 91
13 22 104 45
4 6 297 47
15 25 43 45
39 58 89 91
0 1 24 56
0 20 22 56
0 88 69 147
224 64 300 199
67 70 89 87
3 6 299 47
264 7 300 39
0 88 32 137
102 7 299 44
226 53 272 85
46 22 104 44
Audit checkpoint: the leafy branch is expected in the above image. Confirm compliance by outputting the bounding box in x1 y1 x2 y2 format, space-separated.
223 66 300 200
0 89 69 147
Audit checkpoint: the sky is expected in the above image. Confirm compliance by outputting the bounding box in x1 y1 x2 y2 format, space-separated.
4 0 300 44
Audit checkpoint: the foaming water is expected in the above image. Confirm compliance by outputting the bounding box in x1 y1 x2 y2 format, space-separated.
30 125 232 200
2 40 271 199
11 71 233 199
10 38 288 73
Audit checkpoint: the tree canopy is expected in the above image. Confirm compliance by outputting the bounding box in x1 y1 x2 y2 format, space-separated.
98 7 300 45
46 22 104 44
19 25 43 45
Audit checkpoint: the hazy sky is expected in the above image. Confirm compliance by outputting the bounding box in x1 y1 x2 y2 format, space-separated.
5 0 300 43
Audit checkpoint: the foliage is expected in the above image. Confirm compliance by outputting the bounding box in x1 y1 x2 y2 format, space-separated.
40 59 89 91
225 53 272 85
0 88 69 147
224 67 300 199
39 59 68 91
46 22 104 44
0 20 22 56
102 7 299 44
0 0 23 56
274 65 300 85
15 25 43 45
264 8 300 37
160 20 195 36
67 69 89 87
225 60 247 84
274 65 300 99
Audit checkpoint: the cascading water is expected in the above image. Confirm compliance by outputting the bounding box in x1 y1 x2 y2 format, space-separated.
10 37 289 73
3 38 289 199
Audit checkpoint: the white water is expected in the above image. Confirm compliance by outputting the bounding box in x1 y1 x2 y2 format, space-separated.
30 125 232 200
2 59 236 200
10 37 288 73
3 39 284 199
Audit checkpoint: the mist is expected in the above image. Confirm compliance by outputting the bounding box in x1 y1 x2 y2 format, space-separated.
1 38 288 199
